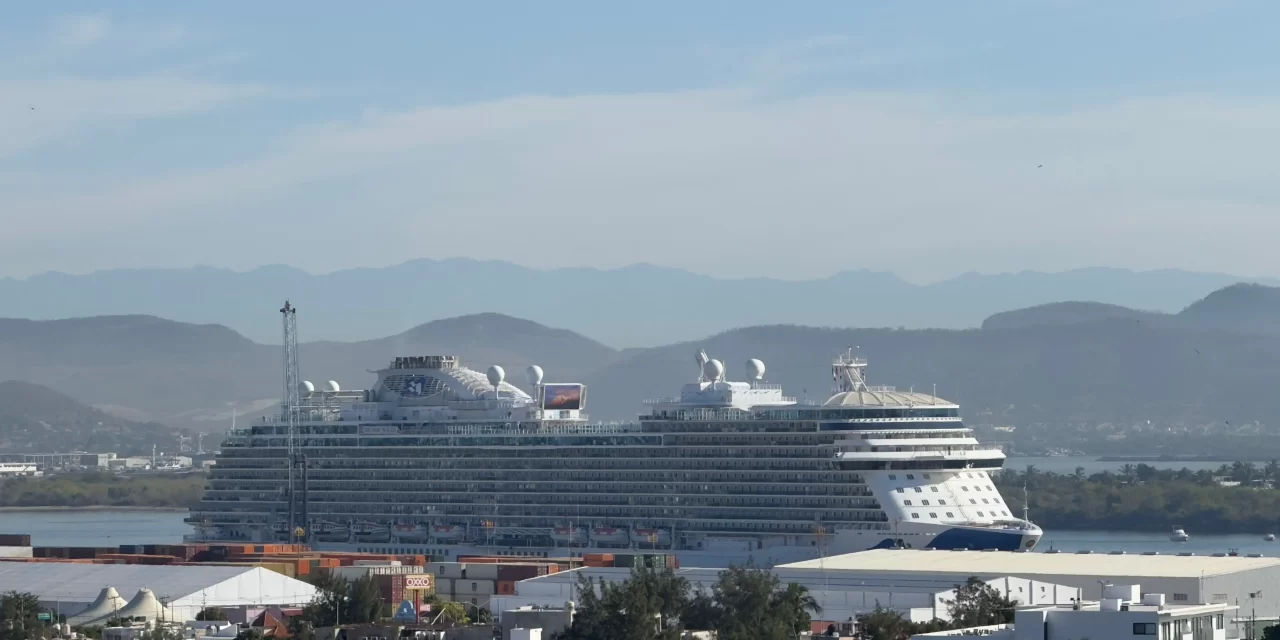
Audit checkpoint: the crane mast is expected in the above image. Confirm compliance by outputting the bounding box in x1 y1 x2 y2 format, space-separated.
280 301 307 544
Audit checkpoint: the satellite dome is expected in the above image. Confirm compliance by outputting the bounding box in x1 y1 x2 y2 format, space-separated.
299 380 315 396
526 364 544 386
486 365 506 387
703 359 725 381
326 380 341 393
746 358 766 380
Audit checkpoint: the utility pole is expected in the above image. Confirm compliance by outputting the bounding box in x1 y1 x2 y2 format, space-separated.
281 301 302 544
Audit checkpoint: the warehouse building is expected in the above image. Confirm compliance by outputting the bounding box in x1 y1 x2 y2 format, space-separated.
0 563 319 623
782 549 1280 621
491 565 1080 624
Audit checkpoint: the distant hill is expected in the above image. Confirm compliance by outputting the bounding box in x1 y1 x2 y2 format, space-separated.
5 283 1280 431
1177 283 1280 335
981 302 1165 330
0 313 619 429
1 260 1276 347
0 381 185 455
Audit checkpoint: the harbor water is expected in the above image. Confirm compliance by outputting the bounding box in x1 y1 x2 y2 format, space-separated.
6 509 1279 557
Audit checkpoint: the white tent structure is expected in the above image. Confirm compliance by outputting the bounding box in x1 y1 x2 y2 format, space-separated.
81 588 172 626
0 564 318 623
66 587 129 626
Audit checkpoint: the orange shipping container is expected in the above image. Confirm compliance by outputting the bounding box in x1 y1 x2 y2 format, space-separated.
497 581 516 595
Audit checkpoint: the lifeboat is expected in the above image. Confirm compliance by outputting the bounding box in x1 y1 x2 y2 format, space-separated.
313 521 350 542
430 525 466 542
589 526 629 545
632 528 672 546
393 523 429 541
352 521 391 542
551 526 588 545
270 520 289 535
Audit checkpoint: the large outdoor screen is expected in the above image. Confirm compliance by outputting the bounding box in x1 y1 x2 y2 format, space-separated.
542 383 585 410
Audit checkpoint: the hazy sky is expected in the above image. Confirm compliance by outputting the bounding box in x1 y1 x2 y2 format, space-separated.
3 1 1279 283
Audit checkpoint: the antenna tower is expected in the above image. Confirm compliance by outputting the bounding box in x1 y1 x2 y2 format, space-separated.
281 301 303 544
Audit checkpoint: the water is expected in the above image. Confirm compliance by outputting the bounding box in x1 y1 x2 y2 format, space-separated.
1038 530 1280 556
1 509 190 547
1004 456 1232 475
5 509 1278 558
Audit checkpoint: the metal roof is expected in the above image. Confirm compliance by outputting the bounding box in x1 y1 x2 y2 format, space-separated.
781 549 1280 578
0 564 257 604
823 390 953 407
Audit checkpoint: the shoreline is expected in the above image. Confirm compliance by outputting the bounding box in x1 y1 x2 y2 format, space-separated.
0 506 189 513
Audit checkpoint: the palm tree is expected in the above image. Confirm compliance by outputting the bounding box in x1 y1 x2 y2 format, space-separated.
770 582 821 637
1120 464 1136 480
1266 459 1279 483
434 601 469 626
1073 466 1086 482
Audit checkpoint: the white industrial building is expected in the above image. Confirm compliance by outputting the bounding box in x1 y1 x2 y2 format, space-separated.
0 564 319 623
490 565 1080 624
912 583 1236 640
782 549 1280 622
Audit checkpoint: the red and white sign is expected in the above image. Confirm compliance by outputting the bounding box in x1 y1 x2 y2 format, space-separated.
405 575 433 590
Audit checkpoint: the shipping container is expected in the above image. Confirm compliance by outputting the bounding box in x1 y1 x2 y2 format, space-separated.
497 580 516 596
496 565 546 582
426 562 466 579
434 578 453 594
0 534 32 547
453 579 496 596
614 555 635 568
463 564 498 580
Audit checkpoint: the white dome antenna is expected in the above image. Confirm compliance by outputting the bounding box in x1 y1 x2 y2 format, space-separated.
487 365 506 397
299 380 315 397
746 358 766 382
326 380 340 393
526 364 544 386
703 359 725 382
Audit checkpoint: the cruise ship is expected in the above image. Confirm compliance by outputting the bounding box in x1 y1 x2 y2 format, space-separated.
189 349 1041 566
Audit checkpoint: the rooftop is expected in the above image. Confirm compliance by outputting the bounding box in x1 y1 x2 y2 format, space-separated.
823 389 954 408
780 549 1280 578
0 563 270 603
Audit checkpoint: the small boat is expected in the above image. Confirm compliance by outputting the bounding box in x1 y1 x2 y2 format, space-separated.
589 526 629 544
550 526 587 545
1265 534 1276 542
352 521 391 542
632 527 672 546
430 524 466 541
393 523 429 541
1171 526 1190 542
313 521 350 542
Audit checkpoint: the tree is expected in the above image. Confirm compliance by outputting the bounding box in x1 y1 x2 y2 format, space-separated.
301 570 348 628
712 564 820 640
856 605 914 640
555 566 690 640
0 591 46 640
944 577 1017 627
1262 623 1280 640
346 576 383 625
682 587 719 631
196 607 228 621
434 602 469 626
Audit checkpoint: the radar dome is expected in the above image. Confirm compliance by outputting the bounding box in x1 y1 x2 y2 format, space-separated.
299 380 315 396
746 358 766 380
703 359 725 381
326 380 341 393
526 364 544 386
486 365 506 388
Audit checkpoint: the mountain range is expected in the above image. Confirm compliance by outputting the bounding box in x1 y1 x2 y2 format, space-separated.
2 260 1277 347
3 282 1280 438
0 380 185 455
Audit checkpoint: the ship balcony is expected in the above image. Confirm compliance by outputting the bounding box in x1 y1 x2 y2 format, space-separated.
838 447 1006 463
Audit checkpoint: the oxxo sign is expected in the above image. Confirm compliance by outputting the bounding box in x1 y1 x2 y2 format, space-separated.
405 575 433 590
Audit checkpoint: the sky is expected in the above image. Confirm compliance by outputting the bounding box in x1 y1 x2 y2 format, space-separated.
2 1 1280 283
